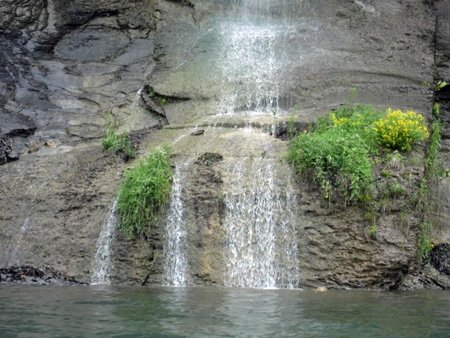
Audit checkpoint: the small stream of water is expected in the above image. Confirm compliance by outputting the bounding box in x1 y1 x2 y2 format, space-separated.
91 200 118 285
162 162 190 287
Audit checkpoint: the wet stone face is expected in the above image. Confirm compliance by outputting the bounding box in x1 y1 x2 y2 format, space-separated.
0 0 449 290
0 266 86 286
430 244 450 276
0 0 45 30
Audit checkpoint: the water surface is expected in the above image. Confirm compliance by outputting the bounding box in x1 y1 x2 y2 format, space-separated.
1 286 449 337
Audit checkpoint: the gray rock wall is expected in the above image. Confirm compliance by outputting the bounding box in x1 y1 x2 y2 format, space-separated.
0 0 162 283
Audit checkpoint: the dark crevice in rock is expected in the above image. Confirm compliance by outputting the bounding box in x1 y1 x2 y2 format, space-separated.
430 243 450 276
273 121 310 141
140 85 190 125
164 0 194 8
434 0 450 129
437 86 450 128
0 137 17 165
0 111 36 165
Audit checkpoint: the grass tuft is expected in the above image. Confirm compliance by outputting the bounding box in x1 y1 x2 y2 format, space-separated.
117 146 173 238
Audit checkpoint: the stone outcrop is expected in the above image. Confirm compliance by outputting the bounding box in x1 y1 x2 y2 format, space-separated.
0 265 86 286
0 0 449 289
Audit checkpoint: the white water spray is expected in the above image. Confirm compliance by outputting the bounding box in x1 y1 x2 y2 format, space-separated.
224 158 300 289
162 163 189 287
91 200 118 285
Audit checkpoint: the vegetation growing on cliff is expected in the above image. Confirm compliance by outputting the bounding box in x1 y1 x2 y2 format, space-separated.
418 118 443 259
287 105 429 205
117 146 173 238
102 113 135 160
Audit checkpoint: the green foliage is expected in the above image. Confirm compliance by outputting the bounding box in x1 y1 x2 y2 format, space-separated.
384 152 405 165
373 109 429 151
380 179 405 199
155 97 171 105
288 104 432 205
102 114 135 159
288 100 439 263
287 105 380 204
433 103 440 116
435 80 447 91
418 222 434 260
369 224 377 237
117 146 173 238
149 91 172 105
380 169 392 178
197 152 223 166
425 119 442 178
365 208 380 238
287 105 299 137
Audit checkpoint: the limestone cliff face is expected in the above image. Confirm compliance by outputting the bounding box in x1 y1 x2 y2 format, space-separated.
0 0 449 289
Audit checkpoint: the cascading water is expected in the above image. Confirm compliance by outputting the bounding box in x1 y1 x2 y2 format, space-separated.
91 200 118 285
224 157 300 289
219 0 300 114
219 22 282 114
154 0 303 289
162 162 189 287
217 0 301 288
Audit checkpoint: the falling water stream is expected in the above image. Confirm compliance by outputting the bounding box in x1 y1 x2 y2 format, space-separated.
91 200 118 285
155 0 302 288
92 0 302 288
219 1 299 114
162 162 189 287
218 0 301 288
225 158 299 289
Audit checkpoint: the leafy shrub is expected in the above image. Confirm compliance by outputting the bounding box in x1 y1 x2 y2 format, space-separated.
287 105 430 204
117 146 173 238
287 105 379 204
373 109 429 151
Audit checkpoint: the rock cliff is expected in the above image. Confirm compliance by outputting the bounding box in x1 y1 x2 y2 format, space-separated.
0 0 449 289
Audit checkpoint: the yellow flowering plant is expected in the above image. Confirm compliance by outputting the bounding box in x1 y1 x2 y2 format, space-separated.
373 109 429 151
288 105 431 205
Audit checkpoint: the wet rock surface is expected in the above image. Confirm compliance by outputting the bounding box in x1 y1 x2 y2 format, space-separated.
430 244 450 276
0 0 449 289
0 266 86 286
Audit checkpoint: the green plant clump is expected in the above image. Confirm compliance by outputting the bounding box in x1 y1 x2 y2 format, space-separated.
287 105 382 204
102 115 135 159
117 146 173 238
287 105 429 204
418 222 434 260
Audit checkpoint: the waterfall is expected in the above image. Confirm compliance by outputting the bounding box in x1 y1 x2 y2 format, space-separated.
162 162 189 287
215 0 301 288
91 200 118 285
157 0 303 289
224 158 300 289
219 22 281 114
219 1 300 115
